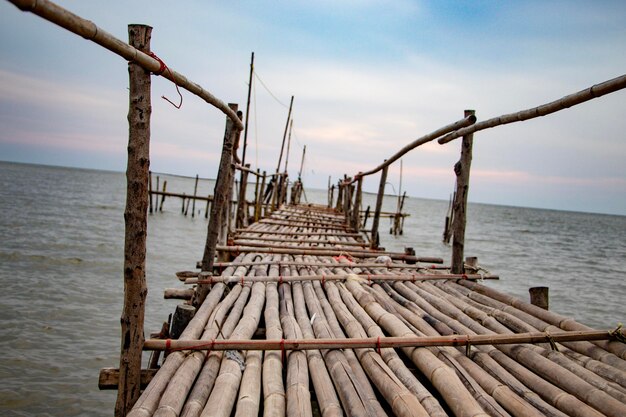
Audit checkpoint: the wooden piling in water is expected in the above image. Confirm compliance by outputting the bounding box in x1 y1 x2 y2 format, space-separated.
451 110 475 274
116 23 151 417
370 164 388 249
196 103 241 306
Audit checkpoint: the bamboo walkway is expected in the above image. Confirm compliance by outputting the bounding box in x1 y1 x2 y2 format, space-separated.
128 204 626 417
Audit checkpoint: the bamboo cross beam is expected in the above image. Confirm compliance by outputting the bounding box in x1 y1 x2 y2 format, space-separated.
229 240 365 250
186 261 454 273
269 214 346 224
234 229 364 238
150 190 214 202
215 245 444 263
183 272 498 285
258 219 350 230
8 0 243 130
231 237 368 247
143 329 626 351
438 73 626 144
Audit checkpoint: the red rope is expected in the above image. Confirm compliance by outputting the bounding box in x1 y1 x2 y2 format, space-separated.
148 51 183 109
376 336 382 355
165 338 172 352
280 339 286 364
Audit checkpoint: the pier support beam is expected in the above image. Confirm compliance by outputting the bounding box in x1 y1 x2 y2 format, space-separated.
116 24 152 417
196 103 241 306
451 110 475 274
370 164 388 249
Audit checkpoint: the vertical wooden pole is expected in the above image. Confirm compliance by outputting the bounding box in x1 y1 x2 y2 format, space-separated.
298 145 306 180
327 176 332 208
370 164 388 249
115 24 152 417
191 174 199 218
256 171 266 222
451 110 475 274
159 180 167 212
343 179 352 224
196 103 240 306
351 175 363 231
237 163 250 228
241 52 254 167
148 171 153 214
275 96 294 176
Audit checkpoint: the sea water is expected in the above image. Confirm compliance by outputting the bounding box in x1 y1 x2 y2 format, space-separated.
0 161 624 416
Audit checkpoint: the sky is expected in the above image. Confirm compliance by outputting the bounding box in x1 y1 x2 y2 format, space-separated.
1 0 625 215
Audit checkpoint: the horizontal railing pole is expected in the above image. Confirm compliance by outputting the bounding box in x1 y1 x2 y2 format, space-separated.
438 73 626 144
143 329 625 351
346 114 476 184
183 272 498 285
7 0 243 130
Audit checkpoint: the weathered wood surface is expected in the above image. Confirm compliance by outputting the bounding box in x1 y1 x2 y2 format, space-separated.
128 205 626 417
116 24 151 417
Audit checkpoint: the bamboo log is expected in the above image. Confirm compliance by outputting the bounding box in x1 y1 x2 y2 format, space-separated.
438 73 626 144
278 262 312 417
128 282 227 417
199 281 266 417
457 280 626 361
263 261 286 417
412 281 626 417
153 285 244 417
164 288 194 300
308 271 386 417
234 229 363 238
322 281 430 417
334 282 448 417
214 244 443 263
232 236 367 247
344 278 490 417
300 278 380 416
234 350 263 417
290 269 343 417
116 24 152 417
185 272 497 285
8 0 243 129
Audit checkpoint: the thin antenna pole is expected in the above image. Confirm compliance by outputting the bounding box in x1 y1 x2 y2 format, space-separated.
298 145 307 179
241 52 254 167
275 95 294 174
284 119 294 174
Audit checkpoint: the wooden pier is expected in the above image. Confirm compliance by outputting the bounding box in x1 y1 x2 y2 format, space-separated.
118 203 626 417
5 2 626 416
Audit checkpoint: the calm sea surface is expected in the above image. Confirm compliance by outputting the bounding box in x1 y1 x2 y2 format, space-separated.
1 161 625 416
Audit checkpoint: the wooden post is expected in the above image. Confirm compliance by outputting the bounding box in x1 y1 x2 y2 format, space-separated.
237 164 250 228
159 180 167 212
148 171 153 214
256 171 266 222
191 174 199 218
451 110 475 274
241 52 254 167
115 24 152 417
204 195 210 219
529 287 549 310
275 96 294 176
327 176 332 207
196 103 240 306
351 176 363 231
370 163 388 249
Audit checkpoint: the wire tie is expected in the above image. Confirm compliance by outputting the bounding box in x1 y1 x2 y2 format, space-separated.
609 323 626 343
545 331 559 351
465 340 472 357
